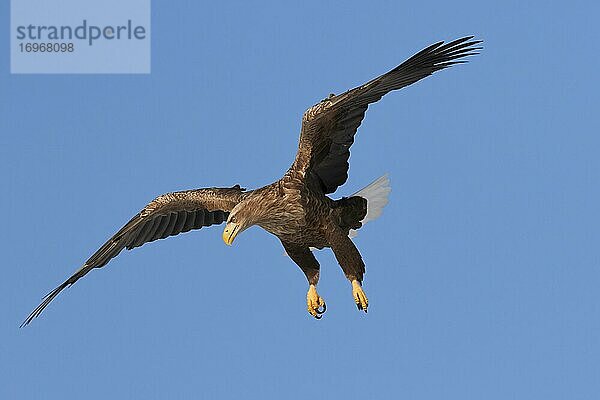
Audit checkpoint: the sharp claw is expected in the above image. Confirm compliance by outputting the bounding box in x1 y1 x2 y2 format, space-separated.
313 313 322 320
316 302 326 314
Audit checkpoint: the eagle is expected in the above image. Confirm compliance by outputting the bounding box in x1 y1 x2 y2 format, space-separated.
22 36 481 326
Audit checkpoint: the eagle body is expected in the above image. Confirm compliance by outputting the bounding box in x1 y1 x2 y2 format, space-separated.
22 37 481 325
254 172 343 245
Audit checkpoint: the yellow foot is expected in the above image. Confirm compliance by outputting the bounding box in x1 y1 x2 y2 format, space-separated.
352 280 369 313
307 284 326 319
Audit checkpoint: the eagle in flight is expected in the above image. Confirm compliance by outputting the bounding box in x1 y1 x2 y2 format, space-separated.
22 36 481 326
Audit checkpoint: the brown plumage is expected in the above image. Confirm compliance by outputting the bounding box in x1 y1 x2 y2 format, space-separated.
22 36 481 326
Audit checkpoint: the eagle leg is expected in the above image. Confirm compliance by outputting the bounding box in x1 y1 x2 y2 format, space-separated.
281 240 326 319
324 221 369 314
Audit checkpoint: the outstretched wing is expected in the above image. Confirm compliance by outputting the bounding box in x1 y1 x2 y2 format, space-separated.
292 36 482 194
21 185 247 327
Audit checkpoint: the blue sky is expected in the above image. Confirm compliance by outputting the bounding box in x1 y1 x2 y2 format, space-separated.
2 1 600 399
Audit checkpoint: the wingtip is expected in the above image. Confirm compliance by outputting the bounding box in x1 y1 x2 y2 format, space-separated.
465 37 483 49
20 281 71 328
458 35 479 42
449 36 483 48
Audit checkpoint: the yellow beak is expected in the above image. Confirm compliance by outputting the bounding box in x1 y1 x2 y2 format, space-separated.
222 222 240 246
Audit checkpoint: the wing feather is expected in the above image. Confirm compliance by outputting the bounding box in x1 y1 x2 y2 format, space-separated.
293 36 481 193
175 213 187 236
21 185 247 327
159 212 177 239
139 217 160 245
182 210 196 232
131 217 154 248
193 209 206 229
152 214 171 241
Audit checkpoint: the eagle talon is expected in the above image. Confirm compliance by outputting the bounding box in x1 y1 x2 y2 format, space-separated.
352 280 369 314
307 285 326 319
316 302 327 314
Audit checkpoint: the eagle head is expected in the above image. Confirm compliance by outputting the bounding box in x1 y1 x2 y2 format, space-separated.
222 202 256 245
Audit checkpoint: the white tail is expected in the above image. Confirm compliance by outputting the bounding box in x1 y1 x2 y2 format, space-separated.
349 174 391 238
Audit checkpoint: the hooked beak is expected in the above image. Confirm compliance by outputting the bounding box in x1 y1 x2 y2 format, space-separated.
222 222 240 246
